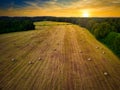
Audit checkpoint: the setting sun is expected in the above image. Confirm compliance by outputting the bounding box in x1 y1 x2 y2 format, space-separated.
82 12 89 17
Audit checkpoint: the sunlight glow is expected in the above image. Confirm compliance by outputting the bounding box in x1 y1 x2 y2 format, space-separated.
82 11 89 17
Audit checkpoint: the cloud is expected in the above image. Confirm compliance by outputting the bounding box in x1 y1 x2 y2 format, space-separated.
64 0 120 12
2 0 120 11
0 0 120 17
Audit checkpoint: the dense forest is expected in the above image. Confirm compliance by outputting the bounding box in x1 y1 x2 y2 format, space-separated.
0 16 120 58
0 17 34 34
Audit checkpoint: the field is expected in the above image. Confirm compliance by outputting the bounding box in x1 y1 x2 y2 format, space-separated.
0 21 120 90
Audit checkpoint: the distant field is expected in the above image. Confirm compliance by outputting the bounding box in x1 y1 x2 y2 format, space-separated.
34 21 71 30
0 21 120 90
34 21 71 26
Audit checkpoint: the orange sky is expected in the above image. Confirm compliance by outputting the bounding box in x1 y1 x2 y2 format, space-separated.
0 0 120 17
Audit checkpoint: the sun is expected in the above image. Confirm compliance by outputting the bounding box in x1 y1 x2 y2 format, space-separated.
82 11 89 17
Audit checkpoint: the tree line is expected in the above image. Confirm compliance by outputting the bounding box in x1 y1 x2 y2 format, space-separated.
0 17 35 34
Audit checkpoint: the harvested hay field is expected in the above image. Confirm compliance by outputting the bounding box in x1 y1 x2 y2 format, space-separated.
0 21 120 90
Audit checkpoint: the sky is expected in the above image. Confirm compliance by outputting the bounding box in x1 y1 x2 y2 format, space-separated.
0 0 120 17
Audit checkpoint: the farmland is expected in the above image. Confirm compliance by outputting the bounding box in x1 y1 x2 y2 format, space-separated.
0 21 120 90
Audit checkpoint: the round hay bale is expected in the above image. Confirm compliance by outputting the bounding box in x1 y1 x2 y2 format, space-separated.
28 61 34 64
88 58 91 61
11 58 15 62
96 47 99 49
104 72 108 76
102 51 105 54
38 57 42 61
